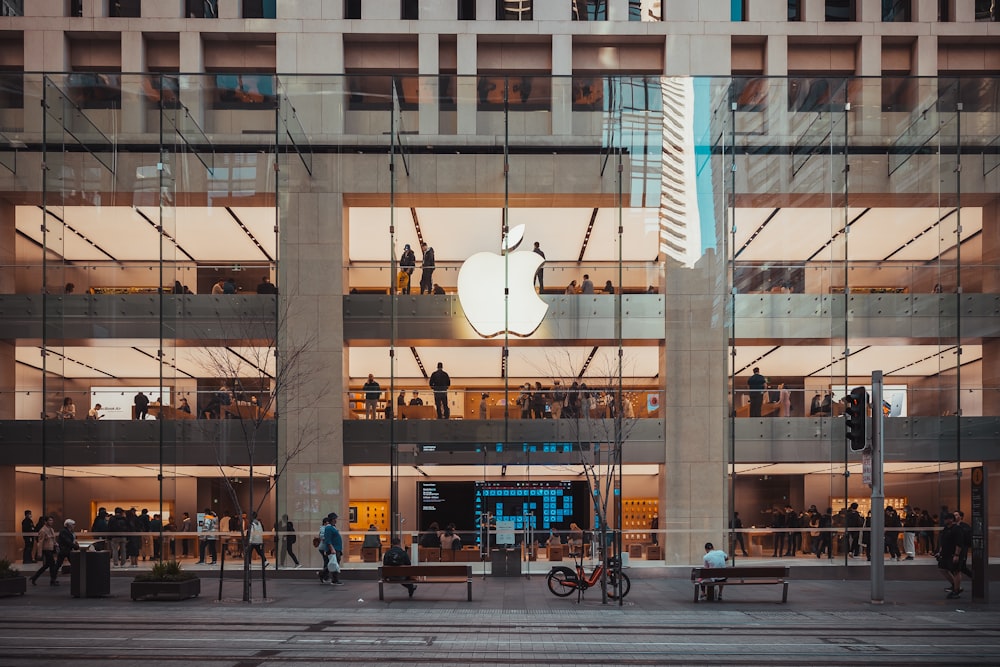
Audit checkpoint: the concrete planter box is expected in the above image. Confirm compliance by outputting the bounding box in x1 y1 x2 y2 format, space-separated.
0 576 28 597
130 578 201 601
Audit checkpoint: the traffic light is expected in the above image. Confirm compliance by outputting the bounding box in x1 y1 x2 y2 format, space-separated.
845 386 868 451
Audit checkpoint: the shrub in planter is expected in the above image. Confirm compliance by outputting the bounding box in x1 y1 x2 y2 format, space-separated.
131 560 200 601
0 558 27 597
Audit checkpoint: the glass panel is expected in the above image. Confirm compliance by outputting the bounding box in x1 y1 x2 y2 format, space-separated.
629 0 662 21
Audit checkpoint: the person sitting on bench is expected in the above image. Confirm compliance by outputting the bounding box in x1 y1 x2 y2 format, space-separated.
700 542 729 601
383 537 417 598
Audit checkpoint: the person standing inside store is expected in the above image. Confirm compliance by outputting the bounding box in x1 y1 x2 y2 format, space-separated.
730 511 748 557
21 510 36 564
87 403 103 420
747 367 766 417
248 512 268 568
180 511 193 558
134 391 150 420
400 244 416 294
429 362 451 419
551 381 565 419
419 243 435 294
362 374 382 420
580 274 595 294
533 241 545 291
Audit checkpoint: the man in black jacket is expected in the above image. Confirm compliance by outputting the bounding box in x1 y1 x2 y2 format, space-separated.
419 243 435 294
429 362 451 419
21 510 36 564
382 537 417 598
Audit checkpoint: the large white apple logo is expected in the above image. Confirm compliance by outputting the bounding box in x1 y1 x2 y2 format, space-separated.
457 224 548 338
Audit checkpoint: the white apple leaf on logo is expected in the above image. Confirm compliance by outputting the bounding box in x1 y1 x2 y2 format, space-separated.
502 224 526 253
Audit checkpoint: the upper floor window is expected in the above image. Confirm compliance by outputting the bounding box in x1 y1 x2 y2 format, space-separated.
186 0 219 18
574 0 608 21
0 70 24 109
1 0 24 17
110 0 140 17
883 0 910 21
497 0 532 20
787 0 801 20
825 0 855 21
401 0 419 20
975 0 998 21
71 0 82 16
243 0 276 19
458 0 476 19
345 0 361 19
629 0 662 21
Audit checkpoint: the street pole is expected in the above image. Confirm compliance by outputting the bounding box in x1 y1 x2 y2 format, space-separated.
870 371 884 604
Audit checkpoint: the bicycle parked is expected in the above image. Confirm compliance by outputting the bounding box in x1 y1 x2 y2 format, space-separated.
546 553 630 601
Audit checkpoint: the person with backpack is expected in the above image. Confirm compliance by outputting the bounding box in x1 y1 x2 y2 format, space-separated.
248 512 268 568
197 508 218 565
382 537 416 598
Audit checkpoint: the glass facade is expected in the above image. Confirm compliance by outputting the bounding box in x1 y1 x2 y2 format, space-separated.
1 71 997 565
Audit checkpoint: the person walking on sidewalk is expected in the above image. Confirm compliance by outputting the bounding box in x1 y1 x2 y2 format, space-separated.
30 516 59 586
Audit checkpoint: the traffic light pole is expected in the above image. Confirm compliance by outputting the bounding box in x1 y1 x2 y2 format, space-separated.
870 370 885 604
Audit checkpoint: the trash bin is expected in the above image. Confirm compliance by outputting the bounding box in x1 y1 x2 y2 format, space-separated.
69 550 111 598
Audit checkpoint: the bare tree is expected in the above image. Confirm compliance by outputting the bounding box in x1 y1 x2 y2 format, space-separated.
198 296 328 602
540 348 642 604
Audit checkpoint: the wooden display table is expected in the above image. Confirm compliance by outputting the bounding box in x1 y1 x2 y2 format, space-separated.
399 405 437 420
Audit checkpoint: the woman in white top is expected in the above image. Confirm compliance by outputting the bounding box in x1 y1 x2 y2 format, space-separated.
57 397 76 419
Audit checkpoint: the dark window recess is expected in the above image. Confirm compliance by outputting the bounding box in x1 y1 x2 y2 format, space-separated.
825 0 855 21
477 76 551 111
70 0 82 17
345 0 361 19
883 0 910 21
787 0 801 20
110 0 140 17
497 0 532 20
186 0 219 18
458 0 476 20
573 0 607 20
938 78 1000 113
975 0 998 20
1 0 24 17
401 0 419 19
242 0 276 19
0 71 24 109
938 0 949 20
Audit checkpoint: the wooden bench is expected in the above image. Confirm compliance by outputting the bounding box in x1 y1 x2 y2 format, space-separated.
378 565 472 601
690 566 790 603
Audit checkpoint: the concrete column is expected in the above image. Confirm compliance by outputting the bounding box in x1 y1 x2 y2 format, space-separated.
456 33 477 136
418 33 440 135
855 0 880 21
178 31 205 130
913 0 940 21
420 0 456 20
764 34 787 75
747 0 787 22
951 0 974 23
363 0 398 20
856 35 881 137
218 0 241 19
278 188 347 570
913 34 938 77
143 0 185 18
535 0 570 20
551 33 572 136
83 0 107 18
120 32 145 135
476 0 495 22
801 0 824 21
607 0 629 22
25 0 69 17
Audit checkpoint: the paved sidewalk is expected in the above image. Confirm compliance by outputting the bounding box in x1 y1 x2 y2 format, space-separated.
2 565 999 666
